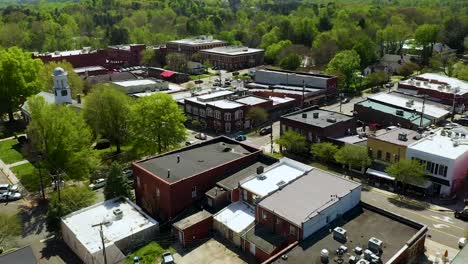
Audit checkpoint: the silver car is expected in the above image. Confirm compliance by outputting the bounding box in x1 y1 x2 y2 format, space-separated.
0 191 22 202
0 184 19 194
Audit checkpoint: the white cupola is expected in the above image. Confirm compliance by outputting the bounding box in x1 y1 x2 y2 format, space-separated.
53 67 72 105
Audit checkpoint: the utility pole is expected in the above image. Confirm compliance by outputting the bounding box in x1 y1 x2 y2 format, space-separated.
451 89 457 121
419 94 426 128
301 80 305 109
270 122 274 154
92 221 110 264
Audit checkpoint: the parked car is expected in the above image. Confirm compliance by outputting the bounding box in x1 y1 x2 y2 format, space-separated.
93 139 111 150
0 184 19 194
133 256 140 264
235 135 247 141
89 178 106 190
52 180 65 190
341 97 350 103
259 127 272 135
0 191 22 202
385 82 393 88
162 252 175 264
195 133 207 140
459 237 467 249
454 207 468 221
185 140 196 146
213 82 220 87
454 118 468 126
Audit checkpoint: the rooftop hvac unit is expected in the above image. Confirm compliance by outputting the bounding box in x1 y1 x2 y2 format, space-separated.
257 174 267 180
364 249 374 261
368 237 383 254
398 133 408 141
354 246 363 255
320 249 329 264
326 117 337 123
333 227 347 241
313 112 319 118
349 256 357 264
302 113 308 118
113 208 123 220
395 110 404 116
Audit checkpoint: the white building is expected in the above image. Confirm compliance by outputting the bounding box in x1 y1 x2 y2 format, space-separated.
407 128 468 196
112 79 170 94
213 201 255 246
61 197 158 264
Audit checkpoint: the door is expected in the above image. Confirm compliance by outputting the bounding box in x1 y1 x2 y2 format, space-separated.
250 242 256 255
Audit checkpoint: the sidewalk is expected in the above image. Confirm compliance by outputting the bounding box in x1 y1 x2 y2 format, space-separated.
0 158 20 185
425 238 459 263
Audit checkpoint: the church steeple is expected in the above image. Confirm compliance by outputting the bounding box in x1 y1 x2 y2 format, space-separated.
53 67 72 105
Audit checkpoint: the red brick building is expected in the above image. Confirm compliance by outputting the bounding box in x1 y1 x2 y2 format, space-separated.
132 136 261 221
32 48 107 68
172 210 213 247
166 36 227 57
106 44 147 67
199 46 264 71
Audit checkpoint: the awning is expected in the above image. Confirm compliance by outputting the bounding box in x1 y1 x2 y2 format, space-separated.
366 168 395 181
160 70 175 78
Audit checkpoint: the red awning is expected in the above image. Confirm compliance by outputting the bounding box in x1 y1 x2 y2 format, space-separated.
160 71 175 78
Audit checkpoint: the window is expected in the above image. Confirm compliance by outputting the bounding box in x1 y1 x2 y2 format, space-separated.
276 218 282 225
368 148 373 157
394 154 400 162
224 113 231 121
289 225 296 235
186 105 192 113
191 186 197 198
243 189 248 201
385 152 391 162
136 177 140 187
262 211 267 220
214 110 221 119
192 107 199 115
54 90 57 96
326 215 331 223
156 188 160 198
308 132 313 141
61 90 68 96
199 109 206 117
235 110 243 120
206 108 213 117
61 80 64 87
225 122 231 133
377 150 382 160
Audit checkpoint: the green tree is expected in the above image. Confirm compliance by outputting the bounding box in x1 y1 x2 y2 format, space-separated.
265 40 292 64
38 61 84 98
334 145 371 172
312 32 338 65
26 96 98 180
353 37 378 69
415 24 440 61
131 93 186 154
0 213 21 252
0 47 43 121
386 159 425 194
279 53 301 70
46 186 96 232
366 71 389 87
276 130 307 154
166 53 188 73
104 162 134 200
310 142 339 163
430 51 457 77
246 107 268 131
83 86 133 153
326 50 361 91
399 62 420 77
453 63 468 81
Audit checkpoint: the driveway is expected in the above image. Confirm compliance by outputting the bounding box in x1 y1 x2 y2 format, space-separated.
173 238 251 264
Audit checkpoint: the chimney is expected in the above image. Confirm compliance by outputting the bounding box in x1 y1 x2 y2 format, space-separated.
167 169 171 178
77 94 81 104
313 112 319 119
177 155 180 163
257 166 264 174
302 113 307 118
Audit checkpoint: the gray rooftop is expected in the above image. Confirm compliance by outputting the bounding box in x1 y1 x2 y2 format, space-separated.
136 137 259 183
244 225 286 255
370 128 421 146
282 108 354 128
258 169 361 227
173 210 212 230
272 205 422 264
0 246 37 264
217 157 277 191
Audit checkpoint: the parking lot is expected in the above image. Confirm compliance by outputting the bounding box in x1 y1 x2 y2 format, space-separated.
173 238 250 264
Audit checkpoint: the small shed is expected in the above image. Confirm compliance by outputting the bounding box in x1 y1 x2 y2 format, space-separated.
205 186 229 210
173 210 213 247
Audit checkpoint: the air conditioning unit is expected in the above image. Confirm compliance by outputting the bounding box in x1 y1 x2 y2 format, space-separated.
326 117 336 123
368 237 383 253
364 249 374 261
333 227 347 241
395 110 404 116
257 174 267 180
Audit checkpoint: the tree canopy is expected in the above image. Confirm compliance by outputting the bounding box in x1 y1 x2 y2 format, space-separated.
104 162 134 200
26 96 98 179
83 85 133 153
130 93 186 154
334 144 371 171
326 50 361 91
0 47 43 121
310 142 339 163
38 60 84 97
386 159 426 191
246 107 268 130
276 130 307 154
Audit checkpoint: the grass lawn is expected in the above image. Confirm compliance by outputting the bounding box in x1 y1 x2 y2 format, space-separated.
10 162 46 192
265 152 284 159
0 139 25 164
189 73 215 80
125 242 176 264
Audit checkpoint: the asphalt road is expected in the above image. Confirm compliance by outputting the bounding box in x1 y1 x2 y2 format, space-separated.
361 188 467 250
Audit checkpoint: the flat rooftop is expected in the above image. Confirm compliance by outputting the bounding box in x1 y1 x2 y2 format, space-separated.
370 127 421 146
258 68 335 80
61 197 158 254
269 96 295 105
197 90 234 101
356 99 432 127
408 128 468 159
259 169 361 227
214 202 255 233
272 205 423 264
282 108 354 128
112 79 157 87
244 225 286 255
206 99 244 109
401 73 468 95
217 156 278 191
168 36 226 46
173 210 212 230
369 93 450 119
235 96 269 106
240 158 313 197
201 46 264 56
34 48 98 57
136 137 259 183
73 66 106 73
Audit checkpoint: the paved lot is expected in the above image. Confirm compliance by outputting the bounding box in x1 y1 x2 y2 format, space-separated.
173 238 250 264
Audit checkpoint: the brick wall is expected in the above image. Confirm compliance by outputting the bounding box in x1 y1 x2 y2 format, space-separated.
174 216 213 247
256 206 300 243
34 50 107 68
354 103 417 129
